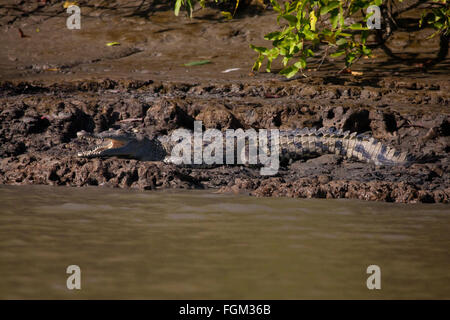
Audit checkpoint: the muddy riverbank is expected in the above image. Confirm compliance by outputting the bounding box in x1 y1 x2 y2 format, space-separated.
1 77 449 203
0 2 449 203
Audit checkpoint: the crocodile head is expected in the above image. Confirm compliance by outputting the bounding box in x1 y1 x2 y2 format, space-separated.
76 129 139 158
76 129 166 161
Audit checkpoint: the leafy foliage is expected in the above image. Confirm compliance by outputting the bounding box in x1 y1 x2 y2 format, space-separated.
172 0 450 77
420 0 450 38
251 0 450 78
251 0 382 78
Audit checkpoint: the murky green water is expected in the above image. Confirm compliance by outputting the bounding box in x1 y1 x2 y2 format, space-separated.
0 185 448 299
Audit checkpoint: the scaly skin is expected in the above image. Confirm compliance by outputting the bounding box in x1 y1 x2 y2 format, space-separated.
76 127 413 166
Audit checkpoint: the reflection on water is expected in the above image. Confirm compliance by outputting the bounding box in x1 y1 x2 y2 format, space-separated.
0 185 449 299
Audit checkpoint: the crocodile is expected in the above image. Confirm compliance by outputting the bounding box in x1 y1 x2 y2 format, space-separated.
76 126 414 168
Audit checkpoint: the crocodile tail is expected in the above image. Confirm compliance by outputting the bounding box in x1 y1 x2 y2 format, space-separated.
288 127 413 166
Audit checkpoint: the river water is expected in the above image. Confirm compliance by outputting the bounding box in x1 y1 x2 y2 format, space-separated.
0 185 448 299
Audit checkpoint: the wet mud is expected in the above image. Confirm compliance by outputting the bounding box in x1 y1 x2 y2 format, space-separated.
0 1 449 203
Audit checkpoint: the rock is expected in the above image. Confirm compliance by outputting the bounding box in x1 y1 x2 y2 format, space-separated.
195 106 241 130
144 99 194 134
306 154 341 166
318 175 331 184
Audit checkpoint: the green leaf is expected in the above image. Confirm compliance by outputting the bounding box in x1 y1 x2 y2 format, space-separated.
183 60 211 66
186 0 193 17
433 22 444 29
330 50 345 58
250 44 268 54
419 12 425 28
322 28 333 36
339 5 345 29
294 58 306 69
221 11 233 20
345 52 357 66
264 31 281 41
282 14 298 26
320 1 340 16
289 41 296 55
252 55 264 71
361 30 369 44
362 46 372 56
270 0 281 13
280 65 299 78
349 23 368 30
267 47 280 59
329 9 339 29
174 0 183 16
336 38 347 46
306 48 314 57
310 10 317 31
266 59 272 73
303 29 316 40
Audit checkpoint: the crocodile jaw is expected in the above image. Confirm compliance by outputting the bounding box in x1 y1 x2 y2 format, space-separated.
77 131 127 158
